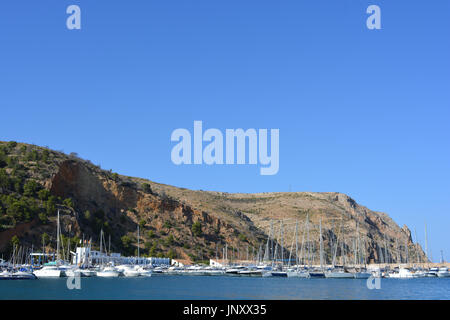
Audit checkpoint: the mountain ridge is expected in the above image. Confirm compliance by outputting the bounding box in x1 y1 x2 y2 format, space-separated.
0 141 427 264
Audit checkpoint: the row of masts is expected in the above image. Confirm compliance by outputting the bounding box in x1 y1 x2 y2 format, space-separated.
215 216 434 266
5 209 438 266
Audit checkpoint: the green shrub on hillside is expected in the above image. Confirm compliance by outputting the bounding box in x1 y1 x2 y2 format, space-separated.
192 221 202 237
142 183 152 194
23 180 40 197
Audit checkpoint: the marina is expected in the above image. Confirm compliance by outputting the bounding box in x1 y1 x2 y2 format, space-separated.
1 212 449 283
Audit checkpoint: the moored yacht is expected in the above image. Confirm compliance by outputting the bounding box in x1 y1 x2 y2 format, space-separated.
426 267 439 277
12 270 37 280
325 268 354 279
287 268 310 278
123 266 141 277
80 269 97 277
97 266 120 277
0 269 12 279
225 266 246 276
437 267 450 277
308 270 325 278
33 265 62 278
388 267 415 278
238 269 263 277
137 266 153 277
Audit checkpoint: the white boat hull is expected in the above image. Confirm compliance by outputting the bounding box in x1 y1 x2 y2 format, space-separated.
325 272 354 278
80 270 97 277
33 269 62 278
124 270 141 277
97 270 120 278
287 271 310 278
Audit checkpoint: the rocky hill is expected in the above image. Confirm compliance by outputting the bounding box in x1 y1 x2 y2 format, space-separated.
0 141 427 264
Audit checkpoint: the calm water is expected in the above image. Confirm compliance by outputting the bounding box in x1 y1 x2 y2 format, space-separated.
1 276 450 300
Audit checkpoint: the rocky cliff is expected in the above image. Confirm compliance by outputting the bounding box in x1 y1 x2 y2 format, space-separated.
0 141 427 264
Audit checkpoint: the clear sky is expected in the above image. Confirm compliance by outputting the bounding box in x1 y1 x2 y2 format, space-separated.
1 1 449 261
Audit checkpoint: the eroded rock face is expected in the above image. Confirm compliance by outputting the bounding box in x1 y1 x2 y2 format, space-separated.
47 160 252 262
51 160 133 215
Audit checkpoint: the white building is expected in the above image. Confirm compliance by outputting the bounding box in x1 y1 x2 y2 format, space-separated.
72 247 170 266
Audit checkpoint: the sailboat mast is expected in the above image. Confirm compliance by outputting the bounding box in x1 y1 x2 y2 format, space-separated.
56 210 60 261
295 220 299 266
424 222 429 262
280 220 284 266
100 229 103 266
405 236 409 265
306 215 310 267
414 228 419 264
264 223 270 262
299 217 306 266
395 237 400 263
319 219 324 270
137 224 140 261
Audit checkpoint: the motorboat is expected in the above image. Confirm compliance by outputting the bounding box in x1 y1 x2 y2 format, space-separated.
238 269 263 277
325 268 355 279
12 270 37 280
80 269 97 277
426 267 439 277
97 266 120 277
437 267 450 277
186 265 209 276
225 267 245 276
33 265 62 278
0 270 12 279
203 267 225 276
123 266 141 277
287 269 310 278
136 267 152 277
0 269 36 280
308 271 325 278
264 270 288 277
166 266 183 275
411 269 427 278
388 267 415 278
152 267 164 274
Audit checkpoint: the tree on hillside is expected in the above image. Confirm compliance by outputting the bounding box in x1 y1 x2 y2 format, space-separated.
42 232 50 245
142 183 152 194
23 180 40 197
10 235 19 247
192 221 202 237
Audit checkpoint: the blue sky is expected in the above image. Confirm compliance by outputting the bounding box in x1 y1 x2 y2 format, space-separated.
0 1 449 261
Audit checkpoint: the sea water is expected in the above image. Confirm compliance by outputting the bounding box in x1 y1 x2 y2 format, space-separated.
1 276 449 300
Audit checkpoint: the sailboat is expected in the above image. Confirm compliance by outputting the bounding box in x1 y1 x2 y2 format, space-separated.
305 216 325 278
287 220 310 278
352 222 371 279
325 224 354 279
97 229 121 278
265 221 288 277
34 210 64 278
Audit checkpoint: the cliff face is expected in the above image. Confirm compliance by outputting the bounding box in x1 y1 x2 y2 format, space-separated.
0 141 427 264
45 159 265 262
